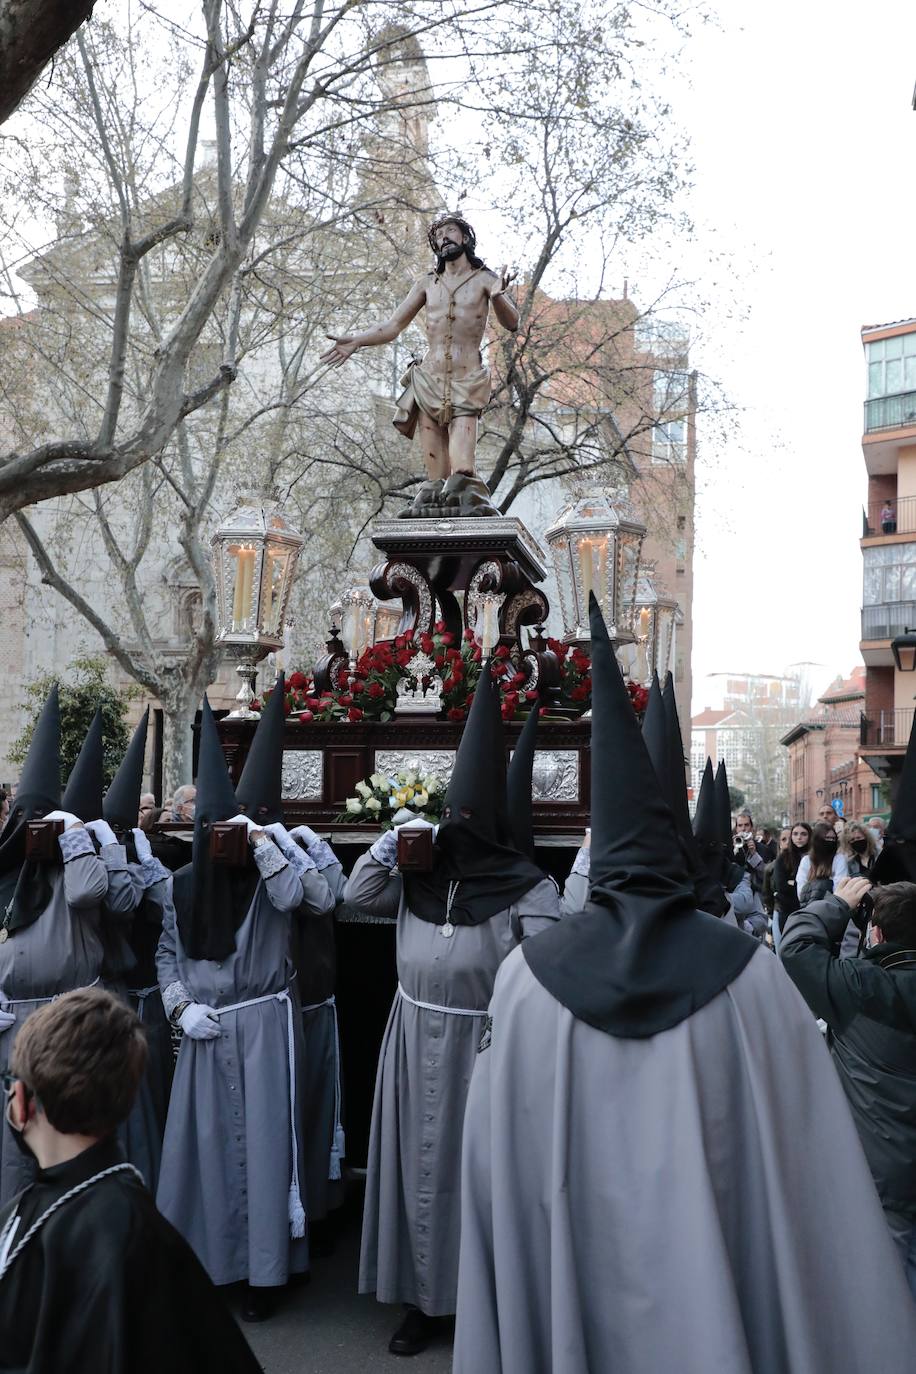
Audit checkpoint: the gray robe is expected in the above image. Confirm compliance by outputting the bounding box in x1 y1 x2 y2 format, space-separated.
155 840 309 1287
454 945 916 1373
120 859 175 1193
346 852 560 1315
0 829 109 1205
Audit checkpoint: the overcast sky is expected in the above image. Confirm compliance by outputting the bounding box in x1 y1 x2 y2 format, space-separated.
675 0 916 711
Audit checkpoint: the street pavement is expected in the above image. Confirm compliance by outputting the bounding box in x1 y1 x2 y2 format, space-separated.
238 1190 454 1373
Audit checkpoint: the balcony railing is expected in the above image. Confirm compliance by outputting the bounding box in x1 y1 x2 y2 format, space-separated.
860 708 915 749
861 601 916 641
865 390 916 434
863 494 916 536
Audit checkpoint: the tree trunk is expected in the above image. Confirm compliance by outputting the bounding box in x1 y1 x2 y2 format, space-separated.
160 691 197 800
0 0 97 126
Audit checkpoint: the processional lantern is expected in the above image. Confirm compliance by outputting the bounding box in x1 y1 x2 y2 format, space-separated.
629 567 680 684
544 492 646 646
210 492 304 717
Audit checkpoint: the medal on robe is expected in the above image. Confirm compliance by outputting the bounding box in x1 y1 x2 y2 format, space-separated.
441 880 459 938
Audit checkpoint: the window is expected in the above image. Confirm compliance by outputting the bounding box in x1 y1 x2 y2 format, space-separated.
871 783 882 811
866 333 916 399
651 370 688 463
862 542 916 604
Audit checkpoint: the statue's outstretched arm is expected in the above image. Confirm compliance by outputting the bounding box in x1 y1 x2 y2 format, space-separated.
320 280 427 368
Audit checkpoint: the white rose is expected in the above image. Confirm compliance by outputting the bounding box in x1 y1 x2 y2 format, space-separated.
370 773 386 789
413 790 429 808
403 770 418 785
345 797 363 813
365 797 381 812
355 780 371 798
424 776 440 795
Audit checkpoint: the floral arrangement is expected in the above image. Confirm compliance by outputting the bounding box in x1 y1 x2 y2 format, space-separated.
253 625 649 723
340 768 444 828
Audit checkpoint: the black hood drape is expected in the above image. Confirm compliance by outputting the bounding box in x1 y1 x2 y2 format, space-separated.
62 709 104 821
874 711 916 883
0 686 61 936
235 673 286 825
405 662 543 925
172 698 256 962
661 675 729 916
691 756 730 915
714 759 745 894
103 708 149 833
523 594 755 1038
506 705 540 864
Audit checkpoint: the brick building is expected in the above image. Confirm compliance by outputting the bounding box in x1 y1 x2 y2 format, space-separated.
781 668 880 822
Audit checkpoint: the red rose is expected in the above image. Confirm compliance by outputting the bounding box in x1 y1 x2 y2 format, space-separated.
442 675 458 692
282 700 291 715
525 690 539 701
299 709 314 722
351 680 365 694
570 684 588 701
494 644 510 659
510 671 526 687
501 702 517 721
471 647 482 662
463 628 475 642
251 700 261 711
288 671 307 690
440 632 454 646
491 661 507 677
419 634 434 655
366 681 385 699
338 694 353 707
396 650 413 668
434 654 445 668
347 706 364 722
434 619 446 633
446 647 462 662
447 707 465 721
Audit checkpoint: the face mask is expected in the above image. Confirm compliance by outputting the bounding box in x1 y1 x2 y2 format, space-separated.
850 838 868 854
4 1092 35 1161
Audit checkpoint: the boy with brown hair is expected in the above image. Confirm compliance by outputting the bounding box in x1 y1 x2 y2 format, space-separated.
0 987 261 1373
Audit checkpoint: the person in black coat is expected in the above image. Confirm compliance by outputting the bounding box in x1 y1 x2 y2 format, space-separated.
781 878 916 1298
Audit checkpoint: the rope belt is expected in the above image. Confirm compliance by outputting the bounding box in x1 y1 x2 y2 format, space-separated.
0 1162 144 1281
0 975 100 1010
301 995 345 1181
127 985 159 1022
213 987 305 1238
397 983 486 1018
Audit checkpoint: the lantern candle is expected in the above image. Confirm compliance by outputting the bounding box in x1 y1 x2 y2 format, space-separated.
232 546 256 628
638 606 651 640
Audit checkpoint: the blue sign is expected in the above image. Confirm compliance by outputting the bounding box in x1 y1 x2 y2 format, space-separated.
832 798 844 817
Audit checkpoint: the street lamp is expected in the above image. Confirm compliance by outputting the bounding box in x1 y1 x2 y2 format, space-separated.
891 628 916 672
629 566 680 683
544 492 646 645
210 491 304 717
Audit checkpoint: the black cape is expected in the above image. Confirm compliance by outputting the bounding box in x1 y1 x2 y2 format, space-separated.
0 1136 261 1374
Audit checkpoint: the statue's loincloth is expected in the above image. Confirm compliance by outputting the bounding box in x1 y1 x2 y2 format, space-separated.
392 360 491 437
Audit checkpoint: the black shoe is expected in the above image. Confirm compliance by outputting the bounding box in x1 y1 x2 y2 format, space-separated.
388 1306 435 1356
242 1285 276 1322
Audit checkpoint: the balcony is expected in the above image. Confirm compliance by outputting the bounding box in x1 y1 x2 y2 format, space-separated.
861 601 916 642
863 495 916 536
865 390 916 434
860 708 914 750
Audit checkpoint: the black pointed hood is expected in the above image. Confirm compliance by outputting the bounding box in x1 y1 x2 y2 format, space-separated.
405 660 543 925
103 708 149 831
0 685 61 936
235 673 286 825
874 712 916 883
692 758 718 847
61 708 104 822
523 594 754 1038
661 677 727 916
714 761 732 847
641 672 666 787
689 756 730 917
172 697 257 961
507 704 540 864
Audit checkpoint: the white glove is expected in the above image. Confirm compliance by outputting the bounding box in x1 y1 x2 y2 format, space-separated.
0 992 14 1033
43 810 82 830
85 819 118 848
398 816 435 831
369 828 399 868
226 814 259 840
290 825 321 848
179 1003 221 1040
131 828 153 863
264 821 294 850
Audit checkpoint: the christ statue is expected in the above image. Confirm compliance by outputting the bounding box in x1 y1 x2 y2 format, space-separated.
321 212 518 518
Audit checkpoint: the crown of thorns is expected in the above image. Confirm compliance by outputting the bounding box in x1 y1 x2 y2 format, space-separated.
427 212 477 254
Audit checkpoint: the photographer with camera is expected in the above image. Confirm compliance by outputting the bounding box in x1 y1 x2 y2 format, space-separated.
781 877 916 1296
731 811 768 938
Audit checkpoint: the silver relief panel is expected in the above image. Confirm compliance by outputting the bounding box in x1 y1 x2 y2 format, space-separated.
374 750 456 789
281 750 324 800
530 750 580 802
